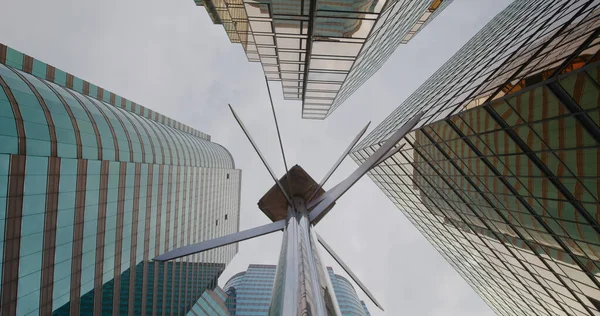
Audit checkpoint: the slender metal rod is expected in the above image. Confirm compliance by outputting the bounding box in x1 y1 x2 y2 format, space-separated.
265 76 294 199
229 104 294 206
373 143 406 167
309 111 424 223
153 220 286 261
316 232 384 311
308 121 371 202
307 143 405 211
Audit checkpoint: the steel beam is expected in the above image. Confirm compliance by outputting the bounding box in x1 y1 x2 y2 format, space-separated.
153 219 285 262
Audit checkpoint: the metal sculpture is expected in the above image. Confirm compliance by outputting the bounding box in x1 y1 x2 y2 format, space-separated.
154 77 424 315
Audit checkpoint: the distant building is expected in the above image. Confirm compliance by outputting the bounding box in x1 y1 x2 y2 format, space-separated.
219 264 370 315
327 267 371 316
187 285 230 316
192 0 453 119
0 43 241 315
351 1 600 315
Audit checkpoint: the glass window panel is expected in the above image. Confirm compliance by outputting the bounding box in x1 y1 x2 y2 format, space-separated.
309 59 354 71
260 57 278 64
530 116 598 150
281 73 302 80
280 63 303 71
257 46 276 55
244 3 270 18
250 20 273 33
273 20 301 34
304 98 333 105
263 65 279 72
314 17 375 39
312 41 362 57
276 37 301 49
308 71 347 82
254 35 275 45
305 82 342 91
282 81 302 88
305 91 337 98
278 52 299 61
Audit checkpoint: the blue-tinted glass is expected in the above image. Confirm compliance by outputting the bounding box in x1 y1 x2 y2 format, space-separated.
118 108 152 163
53 69 67 86
76 92 115 160
88 84 97 99
148 164 159 255
17 288 40 315
17 231 42 306
0 115 17 137
82 156 99 296
169 166 177 251
31 60 46 78
160 170 168 255
136 164 148 260
72 77 83 93
5 48 23 69
92 99 129 161
52 158 77 310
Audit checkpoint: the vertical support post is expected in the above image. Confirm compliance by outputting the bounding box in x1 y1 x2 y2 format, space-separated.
270 197 341 316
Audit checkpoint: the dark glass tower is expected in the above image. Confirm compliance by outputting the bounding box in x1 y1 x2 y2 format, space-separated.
220 264 371 316
351 1 600 315
192 0 453 119
0 43 242 315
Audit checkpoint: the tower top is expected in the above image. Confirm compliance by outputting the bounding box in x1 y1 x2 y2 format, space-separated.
257 165 333 223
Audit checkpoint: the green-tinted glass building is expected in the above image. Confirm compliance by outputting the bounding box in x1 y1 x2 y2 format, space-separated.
0 43 242 315
351 1 600 315
186 284 231 315
220 264 370 315
192 0 453 119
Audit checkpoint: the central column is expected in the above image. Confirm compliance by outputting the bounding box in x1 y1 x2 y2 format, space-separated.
269 197 342 316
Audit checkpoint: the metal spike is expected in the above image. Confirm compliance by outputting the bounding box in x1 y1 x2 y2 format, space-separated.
315 232 384 311
265 77 294 198
373 143 406 168
309 112 424 223
229 104 294 206
307 144 406 211
308 121 371 202
154 219 286 262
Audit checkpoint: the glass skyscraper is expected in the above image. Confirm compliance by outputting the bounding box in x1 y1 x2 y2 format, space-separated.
351 1 600 315
326 267 371 316
192 0 453 119
0 43 242 315
218 264 370 316
186 284 230 315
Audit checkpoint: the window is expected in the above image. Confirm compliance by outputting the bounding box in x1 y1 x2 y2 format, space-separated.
216 219 219 226
227 173 230 179
225 214 228 220
588 295 600 311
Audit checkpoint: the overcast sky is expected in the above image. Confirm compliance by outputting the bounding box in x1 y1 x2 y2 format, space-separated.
1 0 513 315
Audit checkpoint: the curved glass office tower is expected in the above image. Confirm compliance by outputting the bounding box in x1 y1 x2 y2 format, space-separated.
0 44 242 315
352 1 600 315
214 264 370 316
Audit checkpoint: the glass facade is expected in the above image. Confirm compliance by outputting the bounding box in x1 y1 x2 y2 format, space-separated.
220 264 370 315
0 43 242 315
326 267 370 316
186 284 231 315
193 0 452 119
351 1 600 315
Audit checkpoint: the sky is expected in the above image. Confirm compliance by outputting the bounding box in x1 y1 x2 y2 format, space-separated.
0 0 513 315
